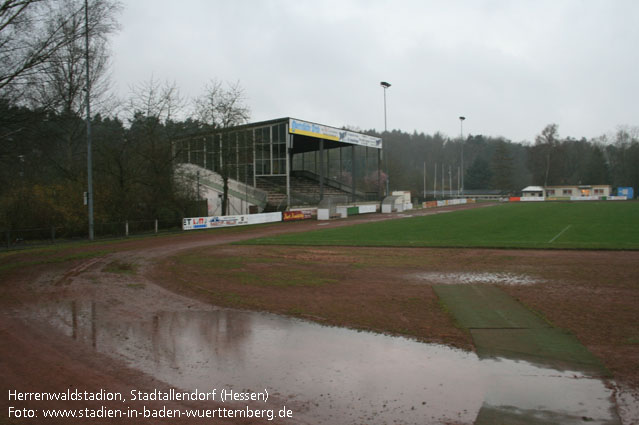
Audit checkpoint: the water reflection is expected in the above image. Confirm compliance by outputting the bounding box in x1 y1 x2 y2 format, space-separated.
24 300 621 425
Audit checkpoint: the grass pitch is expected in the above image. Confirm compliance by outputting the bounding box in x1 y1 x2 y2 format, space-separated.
244 202 639 250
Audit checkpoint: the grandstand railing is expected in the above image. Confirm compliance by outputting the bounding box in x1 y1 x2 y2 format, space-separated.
178 163 269 209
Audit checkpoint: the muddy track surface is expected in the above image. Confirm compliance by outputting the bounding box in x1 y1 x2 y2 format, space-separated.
0 205 487 425
1 202 638 425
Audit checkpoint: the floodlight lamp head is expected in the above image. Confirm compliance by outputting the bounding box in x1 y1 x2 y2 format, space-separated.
459 116 466 121
380 81 391 88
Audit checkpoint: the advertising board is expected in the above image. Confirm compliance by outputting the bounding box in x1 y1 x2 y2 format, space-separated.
423 201 437 209
183 212 282 230
283 210 313 221
289 118 382 149
358 205 377 214
570 196 599 201
618 187 634 199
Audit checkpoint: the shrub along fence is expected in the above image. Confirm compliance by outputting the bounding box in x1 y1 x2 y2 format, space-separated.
2 219 183 250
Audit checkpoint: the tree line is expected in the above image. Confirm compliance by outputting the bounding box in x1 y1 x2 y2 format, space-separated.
1 0 637 237
0 0 250 234
376 123 639 198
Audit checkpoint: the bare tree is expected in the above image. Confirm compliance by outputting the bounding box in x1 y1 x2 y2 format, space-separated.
194 79 250 215
28 0 121 114
194 79 250 129
535 123 559 187
0 0 86 100
125 77 186 218
128 77 185 124
8 0 121 183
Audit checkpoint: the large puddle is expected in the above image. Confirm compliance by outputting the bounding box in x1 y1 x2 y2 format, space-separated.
414 272 543 285
21 299 623 424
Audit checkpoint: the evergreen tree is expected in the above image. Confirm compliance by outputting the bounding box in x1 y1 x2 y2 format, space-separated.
585 145 610 184
492 141 515 191
465 157 493 190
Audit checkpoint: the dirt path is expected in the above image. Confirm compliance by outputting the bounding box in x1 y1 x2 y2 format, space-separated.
1 202 638 424
0 204 493 425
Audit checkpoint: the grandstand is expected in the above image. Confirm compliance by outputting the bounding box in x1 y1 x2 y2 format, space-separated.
174 118 383 213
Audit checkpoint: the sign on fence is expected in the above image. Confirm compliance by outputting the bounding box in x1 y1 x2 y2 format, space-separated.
423 199 471 209
183 212 282 230
283 210 314 221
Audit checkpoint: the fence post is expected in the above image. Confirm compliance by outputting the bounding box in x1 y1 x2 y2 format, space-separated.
155 219 158 234
125 220 129 237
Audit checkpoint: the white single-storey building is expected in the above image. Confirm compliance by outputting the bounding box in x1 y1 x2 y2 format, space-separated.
521 186 545 198
520 185 612 199
544 185 612 198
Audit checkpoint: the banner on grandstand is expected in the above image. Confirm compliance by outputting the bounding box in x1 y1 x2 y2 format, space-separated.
289 118 382 149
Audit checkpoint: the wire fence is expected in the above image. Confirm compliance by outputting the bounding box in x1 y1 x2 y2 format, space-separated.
1 219 183 251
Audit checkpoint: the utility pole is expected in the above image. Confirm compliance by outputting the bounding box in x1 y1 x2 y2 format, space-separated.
85 0 94 241
449 165 452 198
380 81 391 196
423 161 426 200
434 163 437 199
442 163 444 200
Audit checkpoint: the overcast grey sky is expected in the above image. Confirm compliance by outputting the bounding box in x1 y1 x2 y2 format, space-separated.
111 0 639 143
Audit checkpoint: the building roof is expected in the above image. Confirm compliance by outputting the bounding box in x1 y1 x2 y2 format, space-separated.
522 186 544 192
173 117 382 150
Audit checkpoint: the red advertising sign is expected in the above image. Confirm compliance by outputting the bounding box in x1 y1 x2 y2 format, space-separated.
283 210 312 221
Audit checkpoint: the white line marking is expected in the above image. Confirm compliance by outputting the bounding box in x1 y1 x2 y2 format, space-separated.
549 224 572 243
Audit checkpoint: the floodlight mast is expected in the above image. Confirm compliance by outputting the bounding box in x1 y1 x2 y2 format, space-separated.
380 81 391 132
459 116 466 195
380 81 391 196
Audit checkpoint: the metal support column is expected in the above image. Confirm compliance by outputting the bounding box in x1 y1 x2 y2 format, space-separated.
286 131 292 208
377 149 382 200
351 145 357 202
252 129 257 188
319 139 325 200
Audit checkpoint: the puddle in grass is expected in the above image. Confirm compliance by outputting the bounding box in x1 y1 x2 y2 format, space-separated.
21 300 625 425
414 272 542 285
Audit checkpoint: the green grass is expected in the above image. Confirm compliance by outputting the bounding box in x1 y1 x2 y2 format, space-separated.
242 202 639 250
175 253 336 287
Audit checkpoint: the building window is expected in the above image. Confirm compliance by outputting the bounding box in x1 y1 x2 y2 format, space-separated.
255 126 271 176
594 188 604 195
546 189 555 196
272 123 287 175
562 189 572 195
